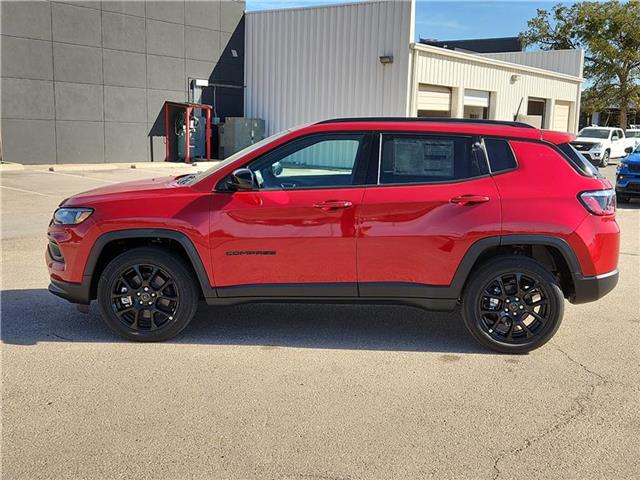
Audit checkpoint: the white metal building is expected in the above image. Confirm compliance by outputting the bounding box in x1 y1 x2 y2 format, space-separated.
244 0 584 134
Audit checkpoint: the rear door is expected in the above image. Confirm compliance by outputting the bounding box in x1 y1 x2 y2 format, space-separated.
357 132 501 296
210 132 373 296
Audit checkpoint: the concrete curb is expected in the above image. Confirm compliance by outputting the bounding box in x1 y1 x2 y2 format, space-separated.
17 161 219 172
0 162 26 172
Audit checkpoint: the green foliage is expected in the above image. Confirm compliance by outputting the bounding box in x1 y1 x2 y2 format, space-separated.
520 1 640 127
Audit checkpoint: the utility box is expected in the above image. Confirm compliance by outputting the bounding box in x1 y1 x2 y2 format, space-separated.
218 117 266 159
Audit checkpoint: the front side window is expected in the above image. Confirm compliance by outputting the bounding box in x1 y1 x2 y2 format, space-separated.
379 134 488 185
247 134 365 190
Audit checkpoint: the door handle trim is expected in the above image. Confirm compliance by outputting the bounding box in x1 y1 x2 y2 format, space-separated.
313 200 354 210
449 195 490 205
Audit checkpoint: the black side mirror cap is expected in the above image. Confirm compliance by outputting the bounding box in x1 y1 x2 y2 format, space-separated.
624 146 633 154
226 168 255 191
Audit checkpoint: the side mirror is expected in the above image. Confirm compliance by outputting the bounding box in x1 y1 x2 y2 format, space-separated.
625 146 633 154
612 136 619 141
226 168 255 191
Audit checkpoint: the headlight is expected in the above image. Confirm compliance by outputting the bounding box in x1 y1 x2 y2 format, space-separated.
617 162 628 172
53 207 93 225
593 143 603 149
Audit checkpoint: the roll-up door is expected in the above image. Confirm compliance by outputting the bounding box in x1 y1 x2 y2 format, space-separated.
417 85 451 113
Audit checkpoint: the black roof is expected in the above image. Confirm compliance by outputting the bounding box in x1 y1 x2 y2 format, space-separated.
419 36 522 53
316 117 536 129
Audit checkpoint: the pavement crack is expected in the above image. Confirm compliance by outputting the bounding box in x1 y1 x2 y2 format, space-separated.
491 344 607 480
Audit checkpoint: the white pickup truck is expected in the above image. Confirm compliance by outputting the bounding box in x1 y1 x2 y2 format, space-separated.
571 127 635 167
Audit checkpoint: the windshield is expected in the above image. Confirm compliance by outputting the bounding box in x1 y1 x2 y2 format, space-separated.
578 128 610 139
626 131 640 138
179 129 292 185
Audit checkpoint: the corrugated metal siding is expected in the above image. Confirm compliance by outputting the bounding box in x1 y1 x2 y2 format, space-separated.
478 49 584 78
245 0 414 135
284 138 360 169
412 45 583 132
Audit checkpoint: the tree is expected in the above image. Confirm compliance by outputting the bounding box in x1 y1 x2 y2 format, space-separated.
520 1 640 128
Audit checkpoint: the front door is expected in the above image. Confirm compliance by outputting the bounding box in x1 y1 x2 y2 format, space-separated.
210 133 372 297
357 132 501 296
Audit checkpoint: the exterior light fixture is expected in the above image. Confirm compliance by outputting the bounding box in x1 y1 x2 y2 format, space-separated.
379 55 394 64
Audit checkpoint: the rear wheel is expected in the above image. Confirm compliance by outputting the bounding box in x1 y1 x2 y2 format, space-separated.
462 256 564 354
600 150 610 167
97 247 199 341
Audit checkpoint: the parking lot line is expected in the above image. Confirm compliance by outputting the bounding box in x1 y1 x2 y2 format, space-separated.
0 185 52 197
45 171 116 183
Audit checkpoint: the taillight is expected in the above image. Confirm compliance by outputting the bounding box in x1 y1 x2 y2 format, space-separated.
578 189 616 215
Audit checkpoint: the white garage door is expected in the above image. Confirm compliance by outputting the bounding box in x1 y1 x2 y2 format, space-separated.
552 101 571 132
417 84 451 112
464 89 490 108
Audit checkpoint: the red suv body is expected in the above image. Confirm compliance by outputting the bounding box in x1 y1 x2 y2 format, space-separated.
46 119 619 352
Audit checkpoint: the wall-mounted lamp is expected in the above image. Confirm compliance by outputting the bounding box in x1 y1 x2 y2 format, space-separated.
379 55 394 65
511 74 521 83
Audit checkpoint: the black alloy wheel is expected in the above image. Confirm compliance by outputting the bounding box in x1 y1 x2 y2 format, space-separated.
110 264 179 332
97 247 199 341
462 256 564 353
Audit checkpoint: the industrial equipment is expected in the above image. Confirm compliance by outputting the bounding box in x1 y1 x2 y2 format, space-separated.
218 117 266 159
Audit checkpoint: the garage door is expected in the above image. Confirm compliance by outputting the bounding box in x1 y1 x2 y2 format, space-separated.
464 89 490 108
417 84 451 112
552 101 571 132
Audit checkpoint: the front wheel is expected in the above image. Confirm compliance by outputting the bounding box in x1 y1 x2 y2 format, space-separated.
600 150 610 167
462 256 564 354
97 247 199 341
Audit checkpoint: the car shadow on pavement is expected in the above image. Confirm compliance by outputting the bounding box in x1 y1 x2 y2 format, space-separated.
1 289 488 353
618 200 640 210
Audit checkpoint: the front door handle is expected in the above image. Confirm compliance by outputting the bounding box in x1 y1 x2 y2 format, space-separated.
449 194 490 205
313 200 353 211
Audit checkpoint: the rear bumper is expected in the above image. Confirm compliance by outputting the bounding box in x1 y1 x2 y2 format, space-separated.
48 277 91 305
570 269 619 304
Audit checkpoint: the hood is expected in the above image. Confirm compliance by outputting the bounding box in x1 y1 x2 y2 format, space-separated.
62 175 182 206
624 152 640 164
572 137 602 144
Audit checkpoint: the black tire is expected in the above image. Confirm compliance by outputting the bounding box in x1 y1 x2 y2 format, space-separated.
97 247 199 341
617 194 630 204
462 256 564 354
600 150 610 167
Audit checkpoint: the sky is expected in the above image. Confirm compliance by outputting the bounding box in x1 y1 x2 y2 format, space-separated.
245 0 576 43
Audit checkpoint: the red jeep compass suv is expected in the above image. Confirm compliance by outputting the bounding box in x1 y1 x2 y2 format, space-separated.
46 118 619 353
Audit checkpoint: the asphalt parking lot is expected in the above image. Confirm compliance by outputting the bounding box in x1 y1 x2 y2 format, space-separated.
1 163 639 479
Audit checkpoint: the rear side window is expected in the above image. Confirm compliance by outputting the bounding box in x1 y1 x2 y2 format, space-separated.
484 138 517 173
379 134 488 184
557 143 599 177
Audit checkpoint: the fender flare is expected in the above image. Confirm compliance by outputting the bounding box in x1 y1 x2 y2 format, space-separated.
449 234 582 297
84 228 217 299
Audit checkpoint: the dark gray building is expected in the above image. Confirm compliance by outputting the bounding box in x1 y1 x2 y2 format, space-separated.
0 0 245 164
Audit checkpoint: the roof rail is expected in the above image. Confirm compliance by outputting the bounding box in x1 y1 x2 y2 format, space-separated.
315 117 537 129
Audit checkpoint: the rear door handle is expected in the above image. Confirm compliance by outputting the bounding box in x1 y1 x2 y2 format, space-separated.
313 200 353 211
449 194 490 205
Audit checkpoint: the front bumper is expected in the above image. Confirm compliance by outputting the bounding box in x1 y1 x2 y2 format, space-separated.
49 277 92 305
616 175 640 196
570 269 619 304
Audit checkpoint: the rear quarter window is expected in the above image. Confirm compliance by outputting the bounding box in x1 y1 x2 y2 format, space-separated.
484 138 517 173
